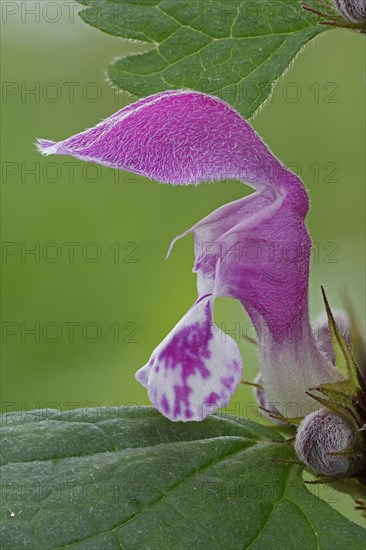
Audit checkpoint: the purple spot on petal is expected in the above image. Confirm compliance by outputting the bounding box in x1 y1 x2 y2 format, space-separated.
158 300 215 418
158 302 212 378
161 394 170 414
173 384 193 419
221 375 235 391
206 392 220 405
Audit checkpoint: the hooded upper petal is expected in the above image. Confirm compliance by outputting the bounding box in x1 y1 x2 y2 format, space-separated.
135 295 242 421
37 90 299 193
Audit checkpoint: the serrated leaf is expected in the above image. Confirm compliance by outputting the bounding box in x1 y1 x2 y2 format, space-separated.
0 407 365 549
76 0 326 118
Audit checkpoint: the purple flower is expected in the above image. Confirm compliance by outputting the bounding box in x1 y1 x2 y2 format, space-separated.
37 91 339 421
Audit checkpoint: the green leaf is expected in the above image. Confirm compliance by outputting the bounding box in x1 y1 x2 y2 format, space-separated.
0 407 364 549
76 0 326 118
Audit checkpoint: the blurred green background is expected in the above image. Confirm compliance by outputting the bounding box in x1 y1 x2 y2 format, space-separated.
1 1 365 525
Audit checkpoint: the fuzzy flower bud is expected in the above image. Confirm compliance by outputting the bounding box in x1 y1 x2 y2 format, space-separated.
295 410 355 476
333 0 366 23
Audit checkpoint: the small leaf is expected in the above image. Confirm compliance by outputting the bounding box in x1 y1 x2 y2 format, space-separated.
321 286 360 395
0 407 365 549
76 0 326 118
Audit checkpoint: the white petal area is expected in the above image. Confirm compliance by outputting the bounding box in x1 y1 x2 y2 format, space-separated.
135 296 242 421
135 363 150 389
259 319 339 418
